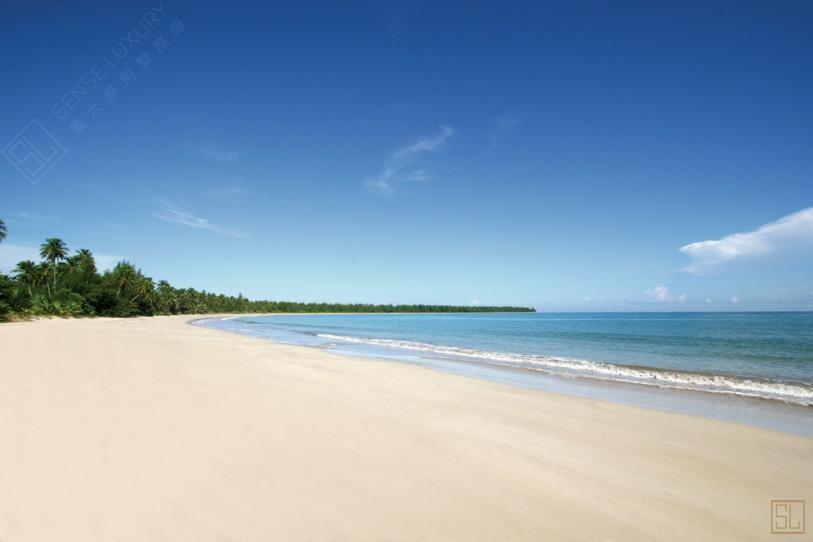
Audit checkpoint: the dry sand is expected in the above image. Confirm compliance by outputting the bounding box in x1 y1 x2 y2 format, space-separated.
1 315 811 541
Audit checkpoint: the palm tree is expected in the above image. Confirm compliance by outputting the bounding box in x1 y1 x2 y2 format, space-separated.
110 262 139 296
39 238 68 291
157 280 178 314
35 262 52 299
64 255 81 276
13 260 38 297
130 277 155 306
0 219 6 243
75 249 97 274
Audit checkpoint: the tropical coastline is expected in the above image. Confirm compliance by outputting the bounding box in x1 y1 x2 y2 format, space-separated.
1 315 811 541
199 312 813 436
3 2 813 539
0 232 532 320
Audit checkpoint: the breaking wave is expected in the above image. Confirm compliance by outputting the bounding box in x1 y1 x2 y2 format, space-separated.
317 333 813 406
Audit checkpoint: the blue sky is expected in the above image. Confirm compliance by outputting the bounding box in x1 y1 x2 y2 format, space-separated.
1 1 812 310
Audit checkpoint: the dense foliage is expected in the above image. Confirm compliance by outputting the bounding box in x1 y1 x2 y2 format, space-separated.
0 224 534 320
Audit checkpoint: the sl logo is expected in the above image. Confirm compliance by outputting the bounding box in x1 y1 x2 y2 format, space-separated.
772 500 805 535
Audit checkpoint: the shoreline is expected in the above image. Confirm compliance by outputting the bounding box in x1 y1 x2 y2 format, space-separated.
196 314 813 437
1 315 811 541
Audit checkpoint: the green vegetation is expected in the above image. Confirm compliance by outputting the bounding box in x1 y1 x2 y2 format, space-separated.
0 223 534 320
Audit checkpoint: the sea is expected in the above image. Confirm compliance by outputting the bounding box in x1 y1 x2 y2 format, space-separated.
197 312 813 436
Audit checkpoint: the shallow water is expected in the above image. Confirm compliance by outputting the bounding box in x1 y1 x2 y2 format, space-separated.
197 312 813 437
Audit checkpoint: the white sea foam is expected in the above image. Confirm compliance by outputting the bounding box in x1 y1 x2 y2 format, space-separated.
317 333 813 406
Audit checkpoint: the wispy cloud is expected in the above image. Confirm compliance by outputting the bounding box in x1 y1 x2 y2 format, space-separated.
680 207 813 274
154 200 247 238
197 143 240 162
0 211 59 225
283 199 308 210
488 112 518 151
366 125 455 195
205 177 247 198
156 204 218 231
391 126 455 160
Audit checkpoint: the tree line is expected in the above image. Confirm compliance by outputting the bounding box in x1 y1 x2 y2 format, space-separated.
0 220 534 320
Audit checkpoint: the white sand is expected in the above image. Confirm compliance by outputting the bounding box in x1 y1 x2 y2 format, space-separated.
1 315 811 541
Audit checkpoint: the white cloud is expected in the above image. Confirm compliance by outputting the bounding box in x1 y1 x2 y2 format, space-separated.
645 283 688 303
154 200 247 238
730 296 739 304
391 126 454 160
366 126 454 194
0 244 120 274
646 283 671 302
705 298 713 304
680 207 813 273
197 144 240 162
156 205 217 231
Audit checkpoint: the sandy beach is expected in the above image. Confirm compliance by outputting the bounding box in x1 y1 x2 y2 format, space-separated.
0 316 810 541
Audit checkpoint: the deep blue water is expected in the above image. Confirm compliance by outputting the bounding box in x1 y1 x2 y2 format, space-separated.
201 312 813 407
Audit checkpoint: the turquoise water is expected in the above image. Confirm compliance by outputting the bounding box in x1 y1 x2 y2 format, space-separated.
201 312 813 407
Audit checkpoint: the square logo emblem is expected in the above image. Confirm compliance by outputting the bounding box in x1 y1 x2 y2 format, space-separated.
772 500 805 534
2 118 66 184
